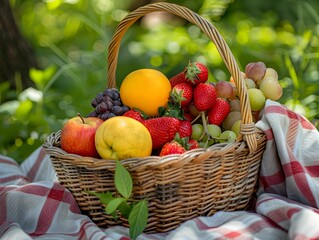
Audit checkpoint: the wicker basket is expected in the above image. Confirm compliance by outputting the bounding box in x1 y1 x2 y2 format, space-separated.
43 2 267 233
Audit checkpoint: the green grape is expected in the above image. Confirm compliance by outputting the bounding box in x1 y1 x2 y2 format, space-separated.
191 123 204 141
218 130 237 143
259 78 283 101
248 88 266 111
198 141 206 148
257 68 278 85
231 120 241 137
222 111 241 130
207 124 222 138
244 78 256 89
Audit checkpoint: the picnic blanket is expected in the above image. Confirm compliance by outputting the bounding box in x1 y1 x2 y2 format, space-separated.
1 99 319 240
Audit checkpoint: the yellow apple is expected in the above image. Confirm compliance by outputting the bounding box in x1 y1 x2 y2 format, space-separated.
95 116 152 160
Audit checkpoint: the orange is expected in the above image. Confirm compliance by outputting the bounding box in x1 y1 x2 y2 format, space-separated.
119 69 171 117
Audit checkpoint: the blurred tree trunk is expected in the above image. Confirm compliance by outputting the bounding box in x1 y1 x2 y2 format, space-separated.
0 0 37 90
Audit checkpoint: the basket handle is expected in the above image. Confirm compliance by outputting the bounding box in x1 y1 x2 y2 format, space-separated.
107 2 257 154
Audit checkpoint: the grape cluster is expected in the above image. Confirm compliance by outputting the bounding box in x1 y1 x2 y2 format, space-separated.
87 88 130 120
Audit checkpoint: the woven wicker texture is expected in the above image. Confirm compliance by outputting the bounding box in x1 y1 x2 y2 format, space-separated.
43 2 267 233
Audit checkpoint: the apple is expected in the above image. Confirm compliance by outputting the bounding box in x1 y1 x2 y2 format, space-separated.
60 114 104 157
95 116 152 160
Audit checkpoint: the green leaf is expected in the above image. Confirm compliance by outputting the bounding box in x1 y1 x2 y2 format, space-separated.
15 100 33 119
284 54 299 90
105 197 126 215
158 106 167 116
0 100 19 114
118 201 132 219
128 200 148 240
85 191 115 205
115 160 133 199
199 0 233 21
29 66 56 91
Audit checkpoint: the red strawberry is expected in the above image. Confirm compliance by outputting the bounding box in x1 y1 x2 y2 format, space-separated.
193 83 217 111
207 98 231 126
183 112 194 122
123 109 145 123
188 139 199 150
160 141 186 156
185 62 208 85
171 83 193 107
169 72 187 88
178 120 192 138
143 117 181 149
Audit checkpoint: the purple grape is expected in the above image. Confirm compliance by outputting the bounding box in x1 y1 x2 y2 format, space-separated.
105 100 113 110
108 113 116 118
112 91 120 100
112 106 123 116
90 88 129 120
103 95 112 102
100 112 110 120
113 100 121 106
122 105 130 113
87 111 98 117
104 89 113 98
91 98 99 107
96 102 108 113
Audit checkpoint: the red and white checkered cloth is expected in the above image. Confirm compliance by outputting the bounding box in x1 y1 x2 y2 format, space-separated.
1 100 319 240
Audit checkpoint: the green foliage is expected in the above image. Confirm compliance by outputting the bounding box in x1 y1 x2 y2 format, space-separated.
87 160 148 239
115 160 133 199
128 200 148 240
1 0 319 161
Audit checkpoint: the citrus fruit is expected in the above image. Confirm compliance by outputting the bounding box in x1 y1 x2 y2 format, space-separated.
95 116 152 160
119 69 171 117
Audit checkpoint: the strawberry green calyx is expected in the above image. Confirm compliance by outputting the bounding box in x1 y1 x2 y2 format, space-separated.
173 132 190 150
170 88 186 107
158 102 184 120
185 64 201 82
185 62 208 85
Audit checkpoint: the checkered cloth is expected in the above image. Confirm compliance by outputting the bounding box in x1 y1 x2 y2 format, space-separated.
1 100 319 240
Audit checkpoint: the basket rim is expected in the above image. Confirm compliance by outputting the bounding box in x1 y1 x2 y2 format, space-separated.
43 129 265 171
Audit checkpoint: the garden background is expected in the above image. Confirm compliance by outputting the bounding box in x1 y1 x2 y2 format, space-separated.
1 0 318 163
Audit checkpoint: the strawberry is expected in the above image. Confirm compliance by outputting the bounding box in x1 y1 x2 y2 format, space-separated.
169 72 187 88
159 141 186 156
171 82 193 107
185 62 208 85
178 120 192 138
188 139 199 150
207 98 231 126
193 83 217 111
183 112 194 122
143 117 181 149
123 109 145 123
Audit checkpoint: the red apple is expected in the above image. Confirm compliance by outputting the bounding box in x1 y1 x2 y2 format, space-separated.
60 114 104 157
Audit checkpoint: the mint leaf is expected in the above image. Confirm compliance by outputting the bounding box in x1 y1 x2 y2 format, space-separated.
128 199 148 240
105 197 126 215
84 191 114 205
118 201 132 219
115 160 133 199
